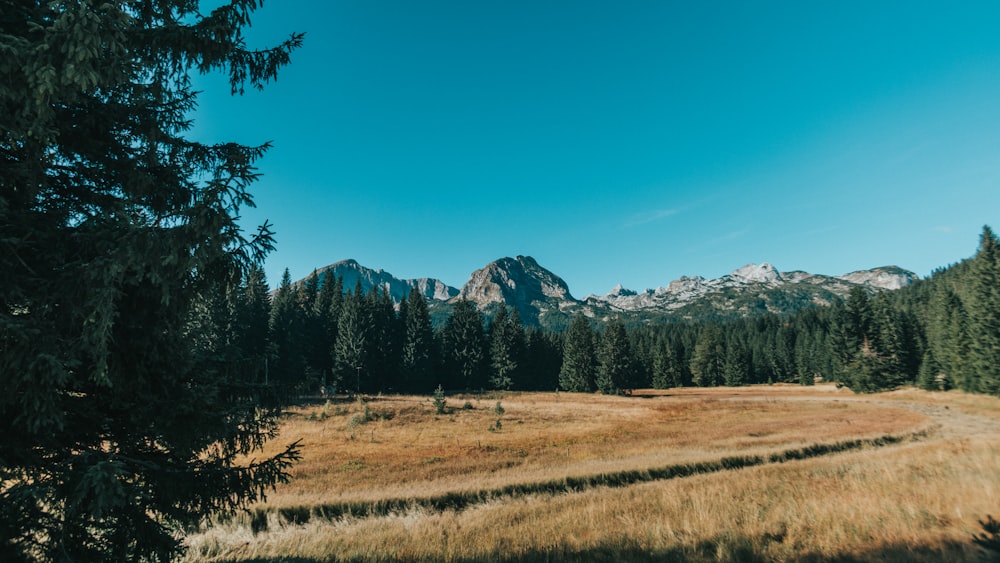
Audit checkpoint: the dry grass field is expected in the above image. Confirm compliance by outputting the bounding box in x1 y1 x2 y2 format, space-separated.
183 385 1000 562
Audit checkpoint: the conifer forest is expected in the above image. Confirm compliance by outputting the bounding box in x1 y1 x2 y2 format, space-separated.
258 226 1000 399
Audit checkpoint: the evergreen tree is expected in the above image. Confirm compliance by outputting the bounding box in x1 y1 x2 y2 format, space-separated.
442 298 488 390
651 344 684 389
334 283 369 394
0 2 302 559
559 314 597 392
596 317 635 394
269 268 306 392
723 339 749 387
925 286 968 390
966 226 1000 394
297 271 325 388
917 348 944 390
313 271 343 391
238 264 272 383
489 305 526 390
525 327 564 390
690 326 725 387
400 287 436 392
364 287 400 392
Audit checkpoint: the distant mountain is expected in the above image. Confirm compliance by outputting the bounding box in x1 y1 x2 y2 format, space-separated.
454 256 575 325
289 257 917 328
584 263 918 317
303 259 459 302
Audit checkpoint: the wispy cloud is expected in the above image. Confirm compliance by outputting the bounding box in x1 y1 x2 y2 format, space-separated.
624 208 680 228
933 226 953 233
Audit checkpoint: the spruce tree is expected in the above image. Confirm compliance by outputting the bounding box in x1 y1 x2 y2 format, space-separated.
238 264 272 383
966 226 1000 394
559 314 597 392
313 270 342 391
524 327 563 390
0 2 302 560
334 283 369 394
400 286 436 392
442 298 488 391
723 339 749 387
489 305 526 390
269 268 306 392
596 317 634 394
651 344 684 389
690 326 724 387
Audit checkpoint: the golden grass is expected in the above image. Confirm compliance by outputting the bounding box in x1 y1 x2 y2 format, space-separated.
183 385 1000 562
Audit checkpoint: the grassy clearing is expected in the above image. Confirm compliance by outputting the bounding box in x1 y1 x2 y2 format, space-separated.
183 385 1000 562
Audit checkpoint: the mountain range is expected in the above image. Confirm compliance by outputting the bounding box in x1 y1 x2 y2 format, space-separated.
298 256 917 328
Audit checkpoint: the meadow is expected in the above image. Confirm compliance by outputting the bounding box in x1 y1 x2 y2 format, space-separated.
183 385 1000 562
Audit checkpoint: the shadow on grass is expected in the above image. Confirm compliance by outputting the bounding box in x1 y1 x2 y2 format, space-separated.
207 536 989 563
248 431 927 532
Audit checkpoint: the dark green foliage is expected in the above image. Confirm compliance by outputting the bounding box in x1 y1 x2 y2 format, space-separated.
723 339 750 387
0 2 303 560
965 227 1000 394
651 343 684 389
442 298 488 390
433 384 447 415
596 317 635 394
334 282 369 394
559 314 597 392
690 326 725 387
489 305 526 390
312 271 343 390
524 327 563 390
269 268 306 392
400 287 437 392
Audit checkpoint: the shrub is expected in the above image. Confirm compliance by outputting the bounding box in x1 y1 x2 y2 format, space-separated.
433 385 448 415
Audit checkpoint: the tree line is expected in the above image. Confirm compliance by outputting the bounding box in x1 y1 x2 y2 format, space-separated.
250 226 1000 399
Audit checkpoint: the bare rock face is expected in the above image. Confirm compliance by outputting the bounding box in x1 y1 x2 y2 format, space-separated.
290 257 918 327
456 256 574 310
837 266 918 290
308 259 458 303
586 263 918 314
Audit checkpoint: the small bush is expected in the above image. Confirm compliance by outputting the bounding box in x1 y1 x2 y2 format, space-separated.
462 401 474 410
493 401 505 416
433 385 447 415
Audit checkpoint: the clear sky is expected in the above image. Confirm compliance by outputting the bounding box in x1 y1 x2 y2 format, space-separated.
190 1 1000 297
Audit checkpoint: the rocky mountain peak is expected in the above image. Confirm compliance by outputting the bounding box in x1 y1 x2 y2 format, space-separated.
308 259 458 303
457 256 574 310
728 262 782 284
837 266 917 290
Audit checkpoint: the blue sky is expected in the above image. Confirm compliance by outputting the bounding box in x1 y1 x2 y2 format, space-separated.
191 1 1000 297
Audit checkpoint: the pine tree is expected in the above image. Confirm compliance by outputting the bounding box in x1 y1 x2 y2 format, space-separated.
651 344 684 389
559 314 597 392
442 298 488 391
400 287 436 392
966 226 1000 394
723 339 749 387
596 317 634 394
334 283 369 394
690 326 724 387
364 287 400 393
489 305 526 390
0 2 303 559
269 268 306 392
238 264 272 383
525 328 563 390
313 270 342 391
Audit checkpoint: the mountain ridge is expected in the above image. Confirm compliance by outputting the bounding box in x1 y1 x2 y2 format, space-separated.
289 256 917 327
